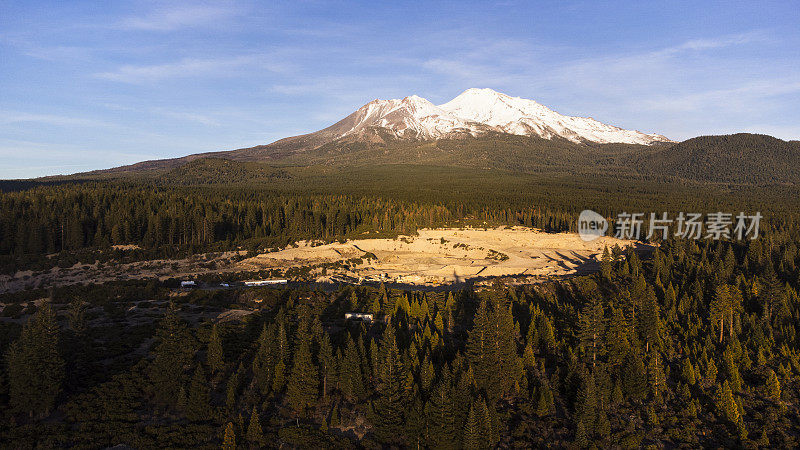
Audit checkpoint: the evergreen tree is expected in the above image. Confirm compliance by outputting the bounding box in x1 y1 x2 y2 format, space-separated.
225 363 243 412
606 306 630 369
623 350 648 402
426 374 458 449
318 331 334 400
373 325 408 444
681 358 697 385
463 403 483 450
600 246 612 279
576 370 598 434
710 284 740 343
286 323 319 413
207 324 225 373
766 369 781 403
339 334 364 401
149 303 196 408
67 298 87 335
246 406 265 447
648 350 666 399
186 366 213 422
222 422 236 450
536 381 555 417
251 324 273 395
6 301 64 417
722 348 743 392
578 295 605 368
575 419 589 448
639 286 661 352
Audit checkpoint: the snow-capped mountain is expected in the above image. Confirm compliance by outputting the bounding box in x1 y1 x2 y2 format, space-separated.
329 88 670 145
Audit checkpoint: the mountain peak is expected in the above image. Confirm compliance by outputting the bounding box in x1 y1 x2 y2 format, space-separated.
322 89 670 145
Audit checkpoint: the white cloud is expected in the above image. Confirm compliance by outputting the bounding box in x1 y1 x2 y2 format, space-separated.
119 4 244 31
95 55 287 83
149 108 220 126
0 111 113 128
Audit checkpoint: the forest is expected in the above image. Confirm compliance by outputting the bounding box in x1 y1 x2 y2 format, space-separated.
1 165 800 448
2 230 800 447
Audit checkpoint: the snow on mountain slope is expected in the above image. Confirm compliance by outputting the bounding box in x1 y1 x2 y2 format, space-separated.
330 95 485 140
439 88 670 145
332 88 670 145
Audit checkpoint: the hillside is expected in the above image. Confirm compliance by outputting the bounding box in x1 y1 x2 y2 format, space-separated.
634 133 800 184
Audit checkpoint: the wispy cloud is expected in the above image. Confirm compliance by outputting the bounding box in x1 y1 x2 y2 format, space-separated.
642 79 800 113
119 4 244 31
0 111 113 128
149 108 220 126
95 55 288 83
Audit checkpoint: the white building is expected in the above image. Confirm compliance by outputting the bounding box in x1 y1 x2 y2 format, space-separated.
244 279 288 287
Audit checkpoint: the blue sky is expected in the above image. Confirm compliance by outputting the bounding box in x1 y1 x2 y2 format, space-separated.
2 1 799 178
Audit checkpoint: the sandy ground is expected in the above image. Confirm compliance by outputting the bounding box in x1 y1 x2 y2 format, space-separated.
241 227 642 285
0 227 645 294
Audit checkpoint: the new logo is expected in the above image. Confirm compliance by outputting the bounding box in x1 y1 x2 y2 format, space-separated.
578 210 607 242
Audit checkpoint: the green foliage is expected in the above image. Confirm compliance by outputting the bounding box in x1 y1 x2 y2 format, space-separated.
185 366 213 422
285 321 319 413
5 301 64 417
148 303 196 408
206 324 224 373
222 422 236 450
246 406 265 446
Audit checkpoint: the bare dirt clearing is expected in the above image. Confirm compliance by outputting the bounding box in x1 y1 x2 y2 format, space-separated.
1 227 646 294
241 227 644 285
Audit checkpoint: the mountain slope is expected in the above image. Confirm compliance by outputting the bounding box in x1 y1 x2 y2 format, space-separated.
634 133 800 184
439 88 670 145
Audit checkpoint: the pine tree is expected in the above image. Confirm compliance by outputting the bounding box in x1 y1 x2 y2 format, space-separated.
252 324 273 395
575 419 589 448
207 324 225 373
225 363 243 412
648 350 666 399
340 334 364 401
606 306 630 369
318 332 334 400
426 374 458 449
221 422 236 450
476 396 495 447
467 299 495 397
722 348 743 392
600 246 612 279
710 284 740 343
638 286 661 353
576 370 598 433
149 303 196 408
286 323 319 413
5 301 64 417
681 358 697 385
715 381 740 424
467 290 519 401
536 381 555 417
623 350 648 402
246 406 265 447
578 295 605 368
271 316 289 394
373 325 408 445
186 366 213 422
766 369 781 403
463 403 483 449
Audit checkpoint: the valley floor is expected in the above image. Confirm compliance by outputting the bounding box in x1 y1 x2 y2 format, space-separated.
0 227 644 295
